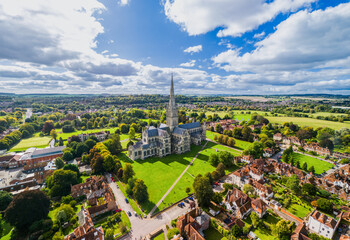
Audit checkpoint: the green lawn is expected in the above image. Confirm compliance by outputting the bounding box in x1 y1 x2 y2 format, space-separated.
9 132 51 152
244 213 280 240
148 141 240 212
287 203 313 219
118 144 204 213
203 226 224 240
267 116 350 130
206 131 252 151
152 232 165 240
291 152 334 174
0 220 13 240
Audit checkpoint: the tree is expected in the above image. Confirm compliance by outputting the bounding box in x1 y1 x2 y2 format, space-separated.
75 142 88 157
317 198 332 213
62 151 74 162
273 220 292 239
55 204 74 225
193 175 214 207
219 151 233 167
243 184 254 195
209 153 219 166
119 124 129 134
85 138 97 150
103 154 121 173
250 212 260 228
90 153 104 174
50 129 57 140
55 157 65 169
215 123 223 133
308 166 315 174
186 187 191 195
104 134 122 155
302 162 308 171
58 137 64 146
63 164 80 176
227 137 236 147
0 191 12 211
132 179 149 203
105 229 114 240
46 169 78 197
216 162 226 177
243 142 264 159
286 174 301 195
319 139 334 151
128 127 136 140
4 190 50 230
42 120 54 134
302 183 317 196
123 163 135 183
231 224 242 237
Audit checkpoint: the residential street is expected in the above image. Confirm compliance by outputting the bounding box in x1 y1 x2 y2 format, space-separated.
106 176 194 239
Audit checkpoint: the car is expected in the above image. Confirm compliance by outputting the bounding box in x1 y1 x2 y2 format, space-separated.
180 202 185 207
115 209 121 213
214 182 219 186
127 211 132 217
125 198 129 203
177 203 182 208
184 199 189 203
134 211 137 216
188 197 194 201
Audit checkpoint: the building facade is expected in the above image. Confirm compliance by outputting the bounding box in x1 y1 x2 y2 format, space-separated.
128 76 206 160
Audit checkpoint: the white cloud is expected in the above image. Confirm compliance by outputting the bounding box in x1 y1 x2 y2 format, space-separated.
253 31 265 39
180 60 196 67
184 45 202 54
163 0 315 37
118 0 130 6
213 3 350 73
101 50 109 54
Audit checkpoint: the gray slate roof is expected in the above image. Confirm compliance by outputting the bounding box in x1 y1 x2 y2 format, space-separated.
178 122 201 129
173 127 187 135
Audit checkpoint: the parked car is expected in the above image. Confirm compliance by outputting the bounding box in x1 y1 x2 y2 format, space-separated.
180 202 185 207
115 209 121 213
188 197 194 201
127 211 132 216
214 182 219 186
125 198 129 203
184 199 189 203
134 211 137 216
177 203 182 208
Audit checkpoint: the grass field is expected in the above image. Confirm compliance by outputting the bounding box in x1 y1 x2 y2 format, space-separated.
206 130 252 151
267 116 350 130
291 152 333 174
9 132 51 152
118 141 240 213
0 220 13 240
287 203 313 219
244 213 280 240
203 226 224 240
151 232 165 240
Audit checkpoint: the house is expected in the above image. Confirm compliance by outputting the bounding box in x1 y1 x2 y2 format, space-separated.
241 155 254 164
225 188 252 219
273 133 283 141
304 143 331 156
176 207 209 240
251 179 274 199
307 210 339 239
64 207 104 240
251 198 267 218
291 223 311 240
70 176 116 218
263 148 275 158
0 154 20 168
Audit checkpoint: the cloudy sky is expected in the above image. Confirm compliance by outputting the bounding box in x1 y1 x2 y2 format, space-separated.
0 0 349 95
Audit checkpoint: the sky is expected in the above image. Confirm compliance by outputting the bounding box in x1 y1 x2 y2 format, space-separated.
0 0 349 95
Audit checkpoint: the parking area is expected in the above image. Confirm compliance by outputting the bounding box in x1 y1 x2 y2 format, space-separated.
0 167 24 188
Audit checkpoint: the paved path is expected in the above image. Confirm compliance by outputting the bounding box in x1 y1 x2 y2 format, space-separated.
148 141 209 217
106 175 194 239
206 138 243 152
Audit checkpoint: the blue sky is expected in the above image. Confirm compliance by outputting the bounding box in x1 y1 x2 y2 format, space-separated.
0 0 349 94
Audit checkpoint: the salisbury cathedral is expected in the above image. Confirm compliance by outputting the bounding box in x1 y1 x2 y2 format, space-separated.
128 76 206 160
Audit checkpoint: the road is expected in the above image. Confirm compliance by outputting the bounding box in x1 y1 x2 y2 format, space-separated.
106 176 194 239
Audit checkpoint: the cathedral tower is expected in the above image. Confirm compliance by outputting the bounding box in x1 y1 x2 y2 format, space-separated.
166 74 178 131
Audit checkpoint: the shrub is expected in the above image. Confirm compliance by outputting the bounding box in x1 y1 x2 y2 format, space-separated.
167 228 179 239
340 158 349 164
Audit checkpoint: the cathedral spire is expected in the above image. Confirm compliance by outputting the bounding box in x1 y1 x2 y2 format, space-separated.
167 74 178 131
